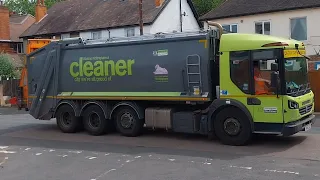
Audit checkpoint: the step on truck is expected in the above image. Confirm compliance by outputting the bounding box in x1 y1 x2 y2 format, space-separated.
27 22 316 146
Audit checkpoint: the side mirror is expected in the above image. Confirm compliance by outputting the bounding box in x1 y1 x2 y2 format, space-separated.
271 63 278 71
271 72 279 90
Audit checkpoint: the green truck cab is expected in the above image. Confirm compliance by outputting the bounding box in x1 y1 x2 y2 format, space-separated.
217 32 315 143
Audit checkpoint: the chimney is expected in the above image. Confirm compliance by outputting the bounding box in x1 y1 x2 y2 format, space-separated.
0 1 10 40
155 0 165 7
35 0 47 22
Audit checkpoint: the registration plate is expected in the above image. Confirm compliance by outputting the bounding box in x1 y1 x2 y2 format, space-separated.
304 124 312 131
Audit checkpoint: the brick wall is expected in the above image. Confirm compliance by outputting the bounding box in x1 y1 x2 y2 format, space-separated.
0 5 10 40
308 55 320 71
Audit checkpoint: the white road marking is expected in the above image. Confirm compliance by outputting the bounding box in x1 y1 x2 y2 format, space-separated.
58 155 68 158
90 169 116 180
0 146 8 149
24 148 31 151
105 153 110 156
35 153 42 156
229 165 252 170
49 149 55 152
204 162 212 165
265 169 299 175
0 150 16 154
68 150 82 154
86 156 97 160
0 157 8 166
134 156 141 159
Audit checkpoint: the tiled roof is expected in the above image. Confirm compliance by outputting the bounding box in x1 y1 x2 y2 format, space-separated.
20 0 200 38
9 14 29 24
200 0 320 20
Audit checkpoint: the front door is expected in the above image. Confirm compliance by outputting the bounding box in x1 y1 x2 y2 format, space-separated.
250 49 284 133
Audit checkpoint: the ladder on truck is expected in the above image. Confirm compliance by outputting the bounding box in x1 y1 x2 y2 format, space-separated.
186 54 202 96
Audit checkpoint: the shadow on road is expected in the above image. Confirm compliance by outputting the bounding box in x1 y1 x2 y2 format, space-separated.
0 122 309 160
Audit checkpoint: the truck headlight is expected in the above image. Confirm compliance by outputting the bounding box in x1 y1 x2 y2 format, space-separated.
288 100 299 109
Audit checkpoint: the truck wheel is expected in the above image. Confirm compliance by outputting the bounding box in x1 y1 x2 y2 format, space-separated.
114 106 144 137
213 107 252 146
82 105 109 136
56 104 80 133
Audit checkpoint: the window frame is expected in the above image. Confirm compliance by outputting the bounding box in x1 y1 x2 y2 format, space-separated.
254 20 271 35
289 16 307 41
222 24 238 33
91 31 102 40
125 28 135 37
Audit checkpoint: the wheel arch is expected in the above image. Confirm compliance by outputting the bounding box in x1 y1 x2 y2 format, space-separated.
208 98 254 133
54 100 81 117
80 100 110 119
109 101 144 119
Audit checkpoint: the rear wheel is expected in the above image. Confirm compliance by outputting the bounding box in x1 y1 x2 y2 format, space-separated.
56 104 81 133
82 105 110 136
114 106 144 137
213 107 252 146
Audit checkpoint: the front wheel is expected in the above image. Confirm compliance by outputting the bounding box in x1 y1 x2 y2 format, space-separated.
213 107 252 146
114 106 144 137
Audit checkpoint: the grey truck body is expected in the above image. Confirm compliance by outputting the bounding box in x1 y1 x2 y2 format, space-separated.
27 31 218 120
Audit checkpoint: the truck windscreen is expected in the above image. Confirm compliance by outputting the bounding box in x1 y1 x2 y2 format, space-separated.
284 57 310 96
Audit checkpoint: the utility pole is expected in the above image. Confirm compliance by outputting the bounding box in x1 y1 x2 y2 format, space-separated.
139 0 143 35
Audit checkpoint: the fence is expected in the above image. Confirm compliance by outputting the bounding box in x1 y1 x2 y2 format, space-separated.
0 78 20 97
308 71 320 112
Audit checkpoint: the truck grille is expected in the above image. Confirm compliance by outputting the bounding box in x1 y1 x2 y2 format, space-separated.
299 104 313 115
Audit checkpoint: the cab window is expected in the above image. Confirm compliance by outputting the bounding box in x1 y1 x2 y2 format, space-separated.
230 51 250 94
252 49 279 95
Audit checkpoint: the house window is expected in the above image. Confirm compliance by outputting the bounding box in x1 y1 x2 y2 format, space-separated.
125 28 135 37
255 21 271 35
92 31 102 40
222 24 238 33
10 43 23 54
61 34 70 39
290 17 307 41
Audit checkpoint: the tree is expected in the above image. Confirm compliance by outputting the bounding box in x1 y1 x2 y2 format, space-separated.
4 0 64 16
0 53 18 79
192 0 224 16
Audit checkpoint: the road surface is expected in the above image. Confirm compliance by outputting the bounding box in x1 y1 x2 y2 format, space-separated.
0 107 320 180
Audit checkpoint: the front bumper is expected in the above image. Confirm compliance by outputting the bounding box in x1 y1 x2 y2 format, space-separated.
282 114 316 136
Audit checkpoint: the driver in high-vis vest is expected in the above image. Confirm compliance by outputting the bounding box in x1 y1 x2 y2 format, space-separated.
254 64 271 95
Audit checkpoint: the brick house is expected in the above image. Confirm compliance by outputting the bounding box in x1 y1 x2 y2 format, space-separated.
0 1 35 69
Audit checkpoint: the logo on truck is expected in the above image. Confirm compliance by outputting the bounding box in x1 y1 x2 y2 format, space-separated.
69 57 135 82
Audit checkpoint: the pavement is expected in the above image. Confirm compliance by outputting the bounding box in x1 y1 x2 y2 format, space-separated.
0 107 320 180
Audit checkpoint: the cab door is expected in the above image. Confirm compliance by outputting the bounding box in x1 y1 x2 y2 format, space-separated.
249 49 284 133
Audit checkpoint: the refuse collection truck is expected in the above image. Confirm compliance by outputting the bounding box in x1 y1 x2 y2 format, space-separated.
27 22 315 146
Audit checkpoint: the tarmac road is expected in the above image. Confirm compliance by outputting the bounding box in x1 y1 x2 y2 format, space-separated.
0 107 320 180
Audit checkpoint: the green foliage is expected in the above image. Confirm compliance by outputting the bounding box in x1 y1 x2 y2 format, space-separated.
0 53 18 79
192 0 224 16
4 0 64 16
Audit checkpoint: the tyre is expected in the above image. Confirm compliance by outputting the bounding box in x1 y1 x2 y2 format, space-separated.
213 107 252 146
82 105 109 136
55 104 81 133
114 106 144 137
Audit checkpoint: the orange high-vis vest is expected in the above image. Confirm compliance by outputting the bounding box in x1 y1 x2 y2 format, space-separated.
254 76 269 95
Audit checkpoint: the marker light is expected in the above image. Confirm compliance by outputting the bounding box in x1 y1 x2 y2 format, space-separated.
262 42 289 47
